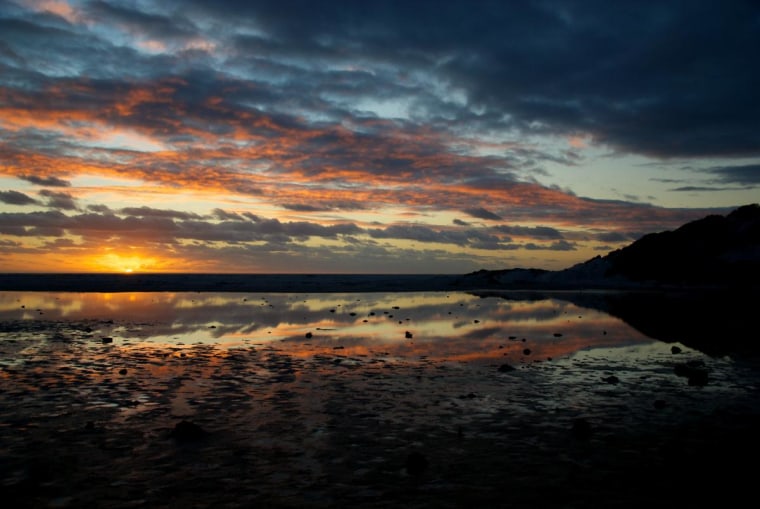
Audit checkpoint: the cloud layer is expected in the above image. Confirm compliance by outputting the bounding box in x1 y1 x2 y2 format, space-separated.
0 0 756 272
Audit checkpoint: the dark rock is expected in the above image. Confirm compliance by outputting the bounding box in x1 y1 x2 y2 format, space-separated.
101 337 113 344
305 332 313 339
602 375 620 384
405 331 413 339
523 348 531 356
571 418 592 439
171 420 208 443
671 346 682 354
653 399 667 409
405 451 428 477
674 361 709 386
498 363 515 372
118 368 128 375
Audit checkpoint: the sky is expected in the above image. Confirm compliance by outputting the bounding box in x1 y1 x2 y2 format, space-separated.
1 0 758 274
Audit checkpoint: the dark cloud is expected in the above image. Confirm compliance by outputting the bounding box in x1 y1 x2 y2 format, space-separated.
0 190 38 205
177 0 760 158
281 203 330 212
669 186 742 192
38 190 77 210
86 204 112 213
524 240 576 251
19 174 71 187
85 1 199 43
213 209 244 221
0 0 755 273
120 206 203 220
463 208 502 221
494 225 563 240
705 164 760 186
596 231 632 243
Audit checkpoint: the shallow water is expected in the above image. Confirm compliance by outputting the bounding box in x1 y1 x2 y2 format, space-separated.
1 290 759 508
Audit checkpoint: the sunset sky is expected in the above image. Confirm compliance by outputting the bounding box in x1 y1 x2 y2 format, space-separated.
1 0 758 274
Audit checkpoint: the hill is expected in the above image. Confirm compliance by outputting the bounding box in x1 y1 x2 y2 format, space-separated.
464 203 760 289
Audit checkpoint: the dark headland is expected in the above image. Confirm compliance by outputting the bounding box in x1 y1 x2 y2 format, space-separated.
1 203 758 293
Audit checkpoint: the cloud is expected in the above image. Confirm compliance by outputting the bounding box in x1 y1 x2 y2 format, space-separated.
669 186 743 192
524 240 576 251
120 206 203 220
494 225 563 240
18 174 71 187
462 207 502 221
1 1 754 273
0 190 38 205
38 190 77 210
281 203 330 212
705 164 760 186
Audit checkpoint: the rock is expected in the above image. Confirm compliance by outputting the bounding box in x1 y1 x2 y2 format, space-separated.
602 375 619 384
553 333 563 337
405 451 428 477
405 331 413 339
653 399 667 409
674 361 709 386
171 420 208 443
671 346 682 354
498 363 515 372
101 337 113 344
523 348 531 356
305 332 313 339
118 368 128 375
571 418 592 439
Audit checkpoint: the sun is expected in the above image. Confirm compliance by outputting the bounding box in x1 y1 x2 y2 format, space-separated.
93 252 151 273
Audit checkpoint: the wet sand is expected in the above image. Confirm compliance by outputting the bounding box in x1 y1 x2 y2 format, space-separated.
2 312 760 508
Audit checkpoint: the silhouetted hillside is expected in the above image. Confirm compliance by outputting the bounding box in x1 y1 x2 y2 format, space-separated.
465 203 760 289
600 203 760 286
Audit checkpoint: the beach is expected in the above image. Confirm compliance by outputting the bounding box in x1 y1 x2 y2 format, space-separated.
2 284 759 508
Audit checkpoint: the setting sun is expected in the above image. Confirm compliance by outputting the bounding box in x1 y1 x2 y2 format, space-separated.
94 252 154 274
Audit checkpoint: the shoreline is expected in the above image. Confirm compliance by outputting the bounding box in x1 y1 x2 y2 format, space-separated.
1 272 754 293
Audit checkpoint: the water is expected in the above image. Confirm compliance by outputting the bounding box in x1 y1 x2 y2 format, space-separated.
1 290 759 507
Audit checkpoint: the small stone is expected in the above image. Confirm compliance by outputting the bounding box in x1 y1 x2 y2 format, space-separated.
405 451 428 477
671 346 682 354
498 363 515 372
571 418 592 439
171 420 208 443
101 337 113 344
405 331 413 339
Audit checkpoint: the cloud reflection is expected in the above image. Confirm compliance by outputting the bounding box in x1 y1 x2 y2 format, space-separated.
1 291 655 364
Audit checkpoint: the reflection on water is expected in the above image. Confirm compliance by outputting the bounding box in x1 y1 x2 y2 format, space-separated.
0 291 657 363
3 290 760 509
